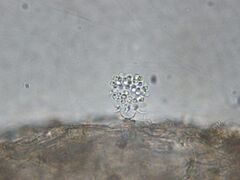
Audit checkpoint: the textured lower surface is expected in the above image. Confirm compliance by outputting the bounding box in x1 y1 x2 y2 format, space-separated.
0 119 239 180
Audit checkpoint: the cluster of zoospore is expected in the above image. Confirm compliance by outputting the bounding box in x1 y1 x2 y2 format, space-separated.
109 73 149 119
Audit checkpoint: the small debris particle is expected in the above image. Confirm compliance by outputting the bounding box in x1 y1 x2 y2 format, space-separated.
150 75 157 84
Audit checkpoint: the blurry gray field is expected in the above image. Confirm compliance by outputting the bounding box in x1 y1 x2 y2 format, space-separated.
0 118 239 180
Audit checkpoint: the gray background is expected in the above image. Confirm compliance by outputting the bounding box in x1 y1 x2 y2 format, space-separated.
1 0 240 129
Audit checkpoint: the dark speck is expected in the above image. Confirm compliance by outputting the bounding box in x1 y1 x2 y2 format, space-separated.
237 96 240 105
116 132 129 149
207 1 214 7
150 75 157 84
24 83 30 89
22 3 28 10
232 90 237 95
162 98 168 103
